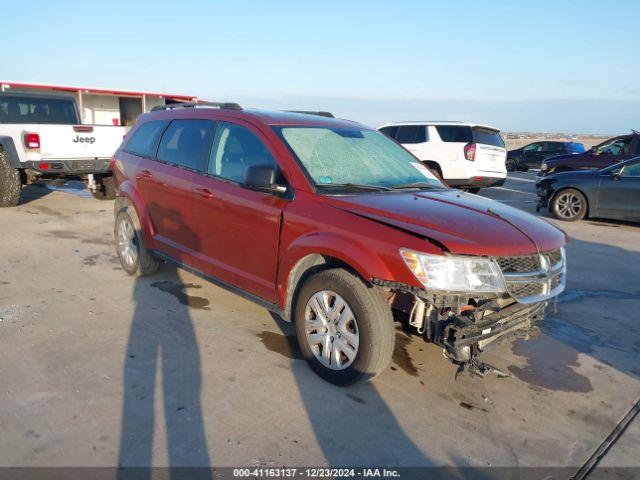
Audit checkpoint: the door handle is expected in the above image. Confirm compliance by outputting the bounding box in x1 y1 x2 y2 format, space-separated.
137 169 153 179
194 187 214 199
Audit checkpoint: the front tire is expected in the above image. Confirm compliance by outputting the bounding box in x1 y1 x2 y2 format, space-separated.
0 150 22 207
551 188 587 221
115 210 160 276
294 268 395 386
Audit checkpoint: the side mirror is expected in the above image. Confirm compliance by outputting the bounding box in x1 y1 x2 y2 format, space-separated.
244 165 287 194
611 168 622 179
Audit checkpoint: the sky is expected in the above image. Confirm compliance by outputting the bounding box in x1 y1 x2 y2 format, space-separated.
2 0 639 133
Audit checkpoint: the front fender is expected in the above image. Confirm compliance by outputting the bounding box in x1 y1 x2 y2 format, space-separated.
276 231 399 311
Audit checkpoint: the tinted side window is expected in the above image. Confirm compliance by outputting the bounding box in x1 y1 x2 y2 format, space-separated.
523 142 542 153
395 126 427 144
435 126 471 143
542 142 562 152
621 162 640 177
379 126 399 139
208 122 279 184
157 119 215 171
0 96 78 124
124 120 169 157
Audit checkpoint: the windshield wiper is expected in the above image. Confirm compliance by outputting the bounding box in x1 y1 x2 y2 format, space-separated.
316 183 392 192
389 182 442 190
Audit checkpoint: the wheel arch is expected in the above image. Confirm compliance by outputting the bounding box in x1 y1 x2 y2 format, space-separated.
278 234 395 322
0 137 22 169
422 160 443 178
113 182 155 244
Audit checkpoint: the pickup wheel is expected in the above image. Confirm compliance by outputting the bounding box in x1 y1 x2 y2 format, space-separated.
551 188 587 221
0 150 22 207
115 210 160 276
91 176 116 200
294 268 395 386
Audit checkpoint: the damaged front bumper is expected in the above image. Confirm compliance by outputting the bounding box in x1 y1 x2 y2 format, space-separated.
373 278 549 368
374 247 565 373
438 299 546 363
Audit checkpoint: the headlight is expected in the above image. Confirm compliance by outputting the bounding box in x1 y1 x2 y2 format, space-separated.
400 249 506 293
541 163 548 170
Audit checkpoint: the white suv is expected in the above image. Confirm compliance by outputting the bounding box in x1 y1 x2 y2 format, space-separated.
378 121 507 192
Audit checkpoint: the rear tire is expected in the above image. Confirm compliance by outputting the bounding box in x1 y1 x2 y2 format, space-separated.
294 268 395 386
115 209 160 276
551 188 587 221
0 150 22 207
91 176 116 200
506 159 517 172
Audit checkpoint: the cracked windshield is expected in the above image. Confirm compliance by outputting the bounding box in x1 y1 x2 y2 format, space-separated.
278 127 444 190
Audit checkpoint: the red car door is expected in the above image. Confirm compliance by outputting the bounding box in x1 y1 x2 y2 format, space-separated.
189 120 288 301
146 119 216 263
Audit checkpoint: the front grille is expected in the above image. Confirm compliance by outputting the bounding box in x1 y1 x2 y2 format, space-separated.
547 249 563 265
550 271 564 290
509 283 545 298
495 249 565 304
496 254 541 273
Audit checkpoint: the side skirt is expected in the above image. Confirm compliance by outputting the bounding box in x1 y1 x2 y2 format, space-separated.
151 250 286 319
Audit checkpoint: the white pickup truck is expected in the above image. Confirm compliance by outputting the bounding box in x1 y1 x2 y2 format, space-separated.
0 92 127 206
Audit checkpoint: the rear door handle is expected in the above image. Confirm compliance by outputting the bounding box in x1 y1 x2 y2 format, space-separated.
137 169 153 179
194 187 214 199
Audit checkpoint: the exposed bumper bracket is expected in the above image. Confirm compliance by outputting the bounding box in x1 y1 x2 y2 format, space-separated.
454 358 511 380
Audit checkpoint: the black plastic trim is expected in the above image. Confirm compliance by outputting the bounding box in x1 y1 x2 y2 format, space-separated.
151 250 285 318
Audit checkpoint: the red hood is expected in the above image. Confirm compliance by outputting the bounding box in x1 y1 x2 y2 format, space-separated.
328 190 566 256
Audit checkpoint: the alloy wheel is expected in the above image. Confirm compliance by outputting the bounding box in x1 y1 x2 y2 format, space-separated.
116 216 139 269
556 192 582 219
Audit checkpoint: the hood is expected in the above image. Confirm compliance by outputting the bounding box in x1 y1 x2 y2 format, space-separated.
328 189 566 257
543 153 581 165
542 169 599 181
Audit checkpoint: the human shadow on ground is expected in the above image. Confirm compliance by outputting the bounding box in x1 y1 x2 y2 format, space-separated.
117 209 212 480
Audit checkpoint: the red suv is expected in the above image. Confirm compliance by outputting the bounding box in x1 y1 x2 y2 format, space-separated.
112 102 567 385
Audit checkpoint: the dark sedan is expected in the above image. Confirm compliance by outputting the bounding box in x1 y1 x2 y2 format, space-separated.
536 157 640 222
507 141 584 172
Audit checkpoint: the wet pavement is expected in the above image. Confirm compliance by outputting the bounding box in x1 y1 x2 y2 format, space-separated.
0 175 639 471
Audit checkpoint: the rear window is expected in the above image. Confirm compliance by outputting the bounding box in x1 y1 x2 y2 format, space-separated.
472 127 504 147
395 125 427 144
156 119 215 171
435 125 472 143
0 95 78 124
124 120 169 157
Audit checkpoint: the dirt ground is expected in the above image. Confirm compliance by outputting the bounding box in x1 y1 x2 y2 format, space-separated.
0 175 639 473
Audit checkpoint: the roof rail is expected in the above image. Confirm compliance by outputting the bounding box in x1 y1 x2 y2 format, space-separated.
151 101 242 112
286 110 334 118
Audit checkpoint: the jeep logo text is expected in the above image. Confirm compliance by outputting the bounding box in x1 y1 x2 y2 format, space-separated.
73 135 96 144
